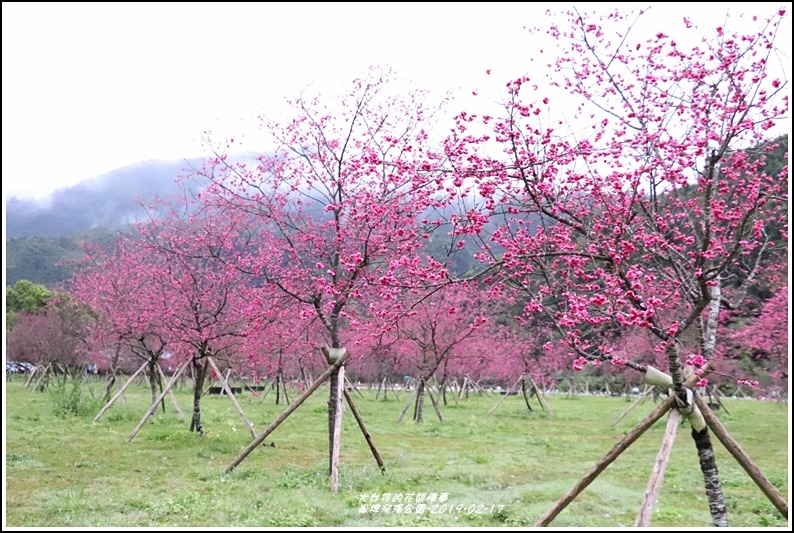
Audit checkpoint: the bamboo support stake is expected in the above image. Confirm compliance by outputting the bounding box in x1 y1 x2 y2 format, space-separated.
527 374 552 415
223 351 350 475
207 357 255 439
488 375 524 416
344 389 385 473
536 368 709 527
345 376 365 398
612 386 656 427
635 407 681 526
23 366 39 388
450 379 460 405
230 366 258 396
94 361 148 423
397 387 419 423
535 395 676 526
125 358 190 443
156 363 185 423
458 376 468 402
709 386 731 415
281 374 292 405
425 381 444 422
470 377 490 396
257 378 274 404
33 364 51 391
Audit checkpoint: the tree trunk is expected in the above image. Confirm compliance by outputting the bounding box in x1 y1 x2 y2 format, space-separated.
699 281 721 360
322 345 347 478
103 344 122 404
190 357 208 436
103 373 117 404
147 359 159 407
414 379 426 422
330 365 344 493
695 394 788 518
439 376 448 406
666 343 686 397
522 379 533 412
695 279 729 526
692 427 729 526
327 365 339 474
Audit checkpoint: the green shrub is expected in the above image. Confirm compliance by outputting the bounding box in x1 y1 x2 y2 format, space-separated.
50 376 101 417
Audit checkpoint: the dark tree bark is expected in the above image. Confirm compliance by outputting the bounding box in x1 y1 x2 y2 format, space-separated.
414 379 426 422
439 375 449 406
190 357 208 436
522 379 533 412
147 359 159 407
692 427 729 526
102 344 122 404
103 373 117 405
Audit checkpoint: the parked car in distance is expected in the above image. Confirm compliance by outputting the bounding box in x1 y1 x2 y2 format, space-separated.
6 362 32 373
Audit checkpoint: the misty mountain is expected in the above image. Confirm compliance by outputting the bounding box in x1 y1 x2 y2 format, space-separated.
5 159 207 238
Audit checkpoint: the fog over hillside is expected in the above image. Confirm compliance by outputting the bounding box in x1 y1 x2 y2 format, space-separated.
5 159 206 237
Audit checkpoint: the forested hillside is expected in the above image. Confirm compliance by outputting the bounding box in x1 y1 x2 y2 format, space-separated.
5 159 203 287
4 136 787 289
5 230 125 287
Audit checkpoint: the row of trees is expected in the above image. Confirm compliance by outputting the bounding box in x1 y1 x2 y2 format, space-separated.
8 5 787 420
6 6 788 525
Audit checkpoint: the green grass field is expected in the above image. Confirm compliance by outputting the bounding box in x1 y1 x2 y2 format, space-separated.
3 375 790 527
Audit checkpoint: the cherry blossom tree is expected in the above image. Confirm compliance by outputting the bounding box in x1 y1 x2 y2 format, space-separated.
442 6 789 526
69 238 172 406
482 315 569 397
69 194 269 434
240 297 322 402
189 69 453 466
385 282 490 421
721 285 789 392
6 293 93 384
129 199 272 436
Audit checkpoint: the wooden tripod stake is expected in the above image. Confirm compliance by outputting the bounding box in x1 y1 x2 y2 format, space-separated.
222 348 385 493
206 356 255 439
93 361 148 423
536 365 787 526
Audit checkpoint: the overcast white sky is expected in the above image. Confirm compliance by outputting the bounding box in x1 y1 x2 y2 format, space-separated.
2 2 791 201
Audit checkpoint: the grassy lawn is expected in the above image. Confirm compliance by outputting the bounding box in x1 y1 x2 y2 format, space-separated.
3 374 789 527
